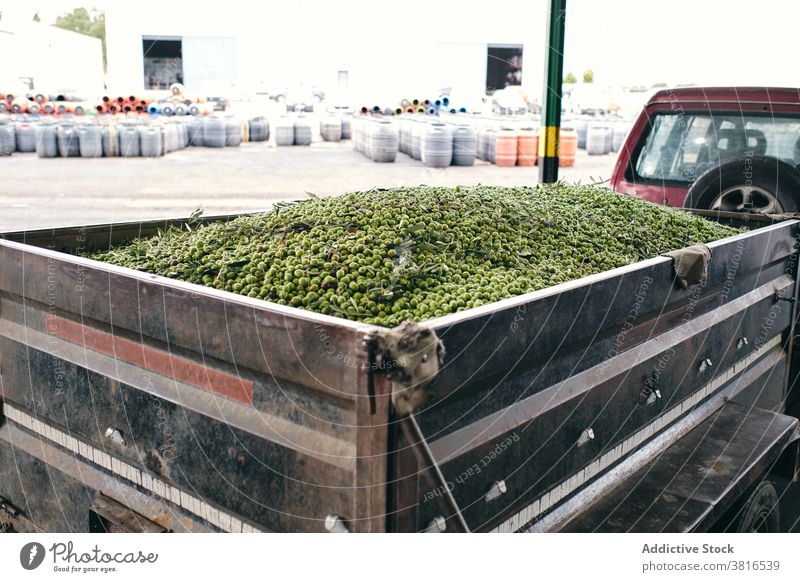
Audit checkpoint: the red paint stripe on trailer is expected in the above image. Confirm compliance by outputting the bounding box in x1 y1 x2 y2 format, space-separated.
51 316 254 406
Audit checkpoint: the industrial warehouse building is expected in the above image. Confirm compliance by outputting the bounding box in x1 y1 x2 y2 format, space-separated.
104 1 547 99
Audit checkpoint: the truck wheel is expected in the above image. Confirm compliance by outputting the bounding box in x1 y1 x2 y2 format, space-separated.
684 156 800 213
735 480 780 533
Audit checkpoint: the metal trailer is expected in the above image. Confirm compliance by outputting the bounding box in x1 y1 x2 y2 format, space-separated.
0 211 799 533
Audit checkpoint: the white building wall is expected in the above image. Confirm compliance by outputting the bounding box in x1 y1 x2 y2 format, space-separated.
0 20 104 97
106 1 548 99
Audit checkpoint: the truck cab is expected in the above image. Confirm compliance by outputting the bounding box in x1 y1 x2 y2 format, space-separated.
611 87 800 212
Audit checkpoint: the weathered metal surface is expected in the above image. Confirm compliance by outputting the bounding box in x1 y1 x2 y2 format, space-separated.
559 402 799 532
0 215 797 533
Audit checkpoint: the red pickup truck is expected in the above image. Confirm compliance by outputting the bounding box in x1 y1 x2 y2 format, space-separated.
611 87 800 213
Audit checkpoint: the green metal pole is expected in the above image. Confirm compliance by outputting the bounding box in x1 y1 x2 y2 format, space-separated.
539 0 567 183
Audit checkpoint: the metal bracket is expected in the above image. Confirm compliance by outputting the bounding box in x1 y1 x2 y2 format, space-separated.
400 413 470 533
375 322 445 416
0 495 20 518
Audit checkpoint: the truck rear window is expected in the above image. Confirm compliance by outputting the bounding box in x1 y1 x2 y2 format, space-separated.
635 113 800 183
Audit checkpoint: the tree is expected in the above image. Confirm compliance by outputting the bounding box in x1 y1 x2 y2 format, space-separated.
582 69 594 83
54 8 106 70
651 82 668 88
33 12 41 22
563 72 577 84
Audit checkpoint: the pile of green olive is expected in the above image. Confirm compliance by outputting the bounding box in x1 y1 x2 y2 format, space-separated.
90 185 739 327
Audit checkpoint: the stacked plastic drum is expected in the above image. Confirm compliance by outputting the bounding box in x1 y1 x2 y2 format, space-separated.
517 127 538 166
367 120 398 163
15 121 37 152
320 116 342 142
102 124 120 157
118 125 141 157
224 117 243 147
140 126 164 157
586 123 611 155
275 117 295 147
294 117 312 146
0 122 15 156
78 124 103 158
398 119 413 155
56 124 80 157
188 117 205 146
36 124 58 158
495 128 517 167
573 119 589 150
611 122 630 153
352 117 367 155
411 121 426 161
340 117 352 140
248 117 269 142
421 123 452 168
451 124 477 166
203 117 226 148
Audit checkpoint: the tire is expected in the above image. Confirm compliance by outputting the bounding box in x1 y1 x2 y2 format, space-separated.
683 155 800 213
734 480 780 533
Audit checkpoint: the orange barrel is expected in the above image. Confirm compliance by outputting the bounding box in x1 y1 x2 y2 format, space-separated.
494 127 518 167
559 127 578 167
517 127 539 166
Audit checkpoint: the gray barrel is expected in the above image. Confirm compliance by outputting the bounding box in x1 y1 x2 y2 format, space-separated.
160 102 175 116
487 129 496 164
368 120 398 163
118 125 141 157
574 119 589 149
78 125 103 158
56 124 80 157
586 124 611 155
611 122 630 152
411 121 426 160
102 125 120 157
15 122 37 152
140 126 164 157
0 124 15 156
274 118 295 146
352 118 364 153
421 123 453 167
248 118 269 142
451 125 477 166
398 119 411 154
164 124 183 152
340 117 351 140
225 117 243 147
174 103 187 116
320 117 342 142
35 124 58 158
189 117 205 146
294 117 312 146
203 117 226 148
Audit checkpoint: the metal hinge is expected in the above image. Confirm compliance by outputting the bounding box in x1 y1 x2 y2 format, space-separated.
371 322 445 416
0 495 20 518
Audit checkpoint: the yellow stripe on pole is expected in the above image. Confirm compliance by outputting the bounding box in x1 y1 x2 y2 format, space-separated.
538 126 560 157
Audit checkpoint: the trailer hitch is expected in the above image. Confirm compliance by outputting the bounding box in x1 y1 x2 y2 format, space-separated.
373 322 445 416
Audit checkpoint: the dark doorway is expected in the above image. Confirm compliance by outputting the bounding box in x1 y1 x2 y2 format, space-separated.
142 37 183 90
486 44 523 94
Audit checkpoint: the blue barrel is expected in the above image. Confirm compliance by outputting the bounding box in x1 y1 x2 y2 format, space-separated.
78 125 103 157
203 117 226 148
586 123 611 155
421 123 453 167
189 117 205 146
274 117 294 146
15 122 37 152
248 118 269 142
340 116 351 140
118 125 141 157
56 124 80 157
35 124 58 158
294 117 312 146
224 118 243 147
573 119 589 149
451 125 477 166
0 123 16 156
140 126 164 157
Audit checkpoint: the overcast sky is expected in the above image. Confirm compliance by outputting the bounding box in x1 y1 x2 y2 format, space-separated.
3 0 797 88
